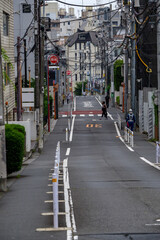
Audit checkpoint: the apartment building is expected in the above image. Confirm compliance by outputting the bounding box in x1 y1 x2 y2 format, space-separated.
66 30 101 91
0 0 15 121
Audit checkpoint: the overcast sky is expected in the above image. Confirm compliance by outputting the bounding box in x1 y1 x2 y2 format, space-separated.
53 0 117 17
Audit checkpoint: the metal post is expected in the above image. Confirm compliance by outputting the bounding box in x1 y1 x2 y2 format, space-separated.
47 58 50 131
24 39 27 87
17 37 21 121
0 29 7 191
38 0 44 151
52 173 58 228
124 3 129 117
110 5 115 107
66 128 68 142
131 18 136 113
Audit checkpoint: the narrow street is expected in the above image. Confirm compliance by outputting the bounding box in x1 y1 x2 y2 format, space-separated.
0 96 160 240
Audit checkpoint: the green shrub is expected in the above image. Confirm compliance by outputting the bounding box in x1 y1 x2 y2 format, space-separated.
116 96 120 105
5 124 25 175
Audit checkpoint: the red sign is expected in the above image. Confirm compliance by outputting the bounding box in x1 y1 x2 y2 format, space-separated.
49 55 59 64
66 70 71 75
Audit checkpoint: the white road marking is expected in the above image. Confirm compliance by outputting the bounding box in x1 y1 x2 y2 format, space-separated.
41 212 67 216
140 157 160 171
114 122 134 152
83 101 93 108
145 223 160 226
62 115 67 117
46 191 64 194
97 114 101 117
66 148 70 156
108 112 114 120
69 115 75 142
63 158 77 240
80 114 85 117
44 200 65 203
36 227 72 232
89 114 94 116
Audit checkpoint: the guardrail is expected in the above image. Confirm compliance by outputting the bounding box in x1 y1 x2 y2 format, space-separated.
124 126 134 147
52 141 60 228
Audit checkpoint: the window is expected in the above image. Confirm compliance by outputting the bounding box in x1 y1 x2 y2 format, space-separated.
84 43 86 49
75 74 77 81
79 43 81 50
75 43 77 50
63 22 65 26
75 63 77 70
68 21 70 25
3 12 9 36
112 21 118 26
75 53 77 60
4 63 10 85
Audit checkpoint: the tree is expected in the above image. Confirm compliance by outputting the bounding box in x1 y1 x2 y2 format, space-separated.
74 81 87 96
114 60 124 91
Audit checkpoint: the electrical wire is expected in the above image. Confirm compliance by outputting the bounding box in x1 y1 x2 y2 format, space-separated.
54 0 117 8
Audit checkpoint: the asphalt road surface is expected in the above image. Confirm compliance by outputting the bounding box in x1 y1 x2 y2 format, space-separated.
0 95 160 240
68 96 160 240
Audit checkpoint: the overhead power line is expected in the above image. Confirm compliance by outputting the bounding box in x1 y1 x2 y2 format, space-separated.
54 0 117 8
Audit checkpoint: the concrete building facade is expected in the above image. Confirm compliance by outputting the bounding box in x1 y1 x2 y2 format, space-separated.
0 0 15 121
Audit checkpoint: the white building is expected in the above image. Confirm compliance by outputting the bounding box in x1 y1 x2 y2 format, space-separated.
66 30 101 92
0 0 15 121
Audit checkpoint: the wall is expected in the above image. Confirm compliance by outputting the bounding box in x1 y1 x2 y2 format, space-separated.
0 0 15 121
8 120 31 153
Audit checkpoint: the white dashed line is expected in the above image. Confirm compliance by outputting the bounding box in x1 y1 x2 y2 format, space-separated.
66 148 71 156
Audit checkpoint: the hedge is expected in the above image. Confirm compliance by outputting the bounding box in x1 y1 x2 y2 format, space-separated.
5 124 25 175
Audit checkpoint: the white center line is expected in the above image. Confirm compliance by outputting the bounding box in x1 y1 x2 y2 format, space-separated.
66 148 70 156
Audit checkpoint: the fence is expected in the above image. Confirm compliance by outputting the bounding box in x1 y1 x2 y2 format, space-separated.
124 126 134 147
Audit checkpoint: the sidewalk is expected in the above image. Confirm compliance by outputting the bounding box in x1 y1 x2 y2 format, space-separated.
111 106 158 167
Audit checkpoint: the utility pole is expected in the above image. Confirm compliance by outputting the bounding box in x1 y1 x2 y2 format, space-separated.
34 0 43 151
38 0 44 150
124 2 129 117
157 0 160 140
110 4 115 107
17 36 22 121
0 29 7 191
131 14 136 113
24 39 27 87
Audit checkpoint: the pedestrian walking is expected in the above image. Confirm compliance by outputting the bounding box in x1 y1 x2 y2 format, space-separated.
105 94 110 108
67 93 70 104
126 109 135 131
62 94 65 105
101 101 107 119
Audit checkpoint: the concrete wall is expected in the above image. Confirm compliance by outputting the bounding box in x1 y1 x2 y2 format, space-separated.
23 112 37 141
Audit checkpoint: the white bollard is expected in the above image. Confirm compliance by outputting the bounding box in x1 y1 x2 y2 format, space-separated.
66 128 68 142
52 173 58 228
68 118 71 131
156 142 160 164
